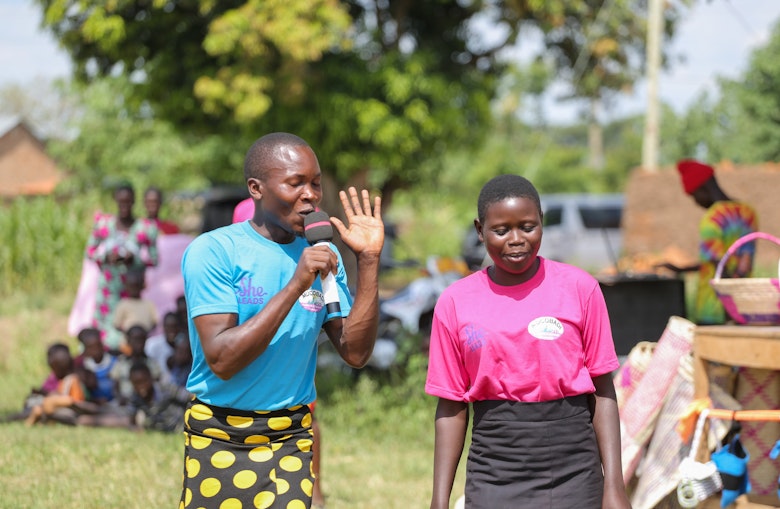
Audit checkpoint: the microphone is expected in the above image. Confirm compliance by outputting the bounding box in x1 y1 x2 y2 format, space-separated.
304 210 341 315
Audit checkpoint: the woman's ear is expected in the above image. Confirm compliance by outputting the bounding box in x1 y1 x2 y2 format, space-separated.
474 218 484 243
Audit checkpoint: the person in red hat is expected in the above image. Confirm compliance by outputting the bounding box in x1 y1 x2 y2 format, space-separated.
659 159 758 324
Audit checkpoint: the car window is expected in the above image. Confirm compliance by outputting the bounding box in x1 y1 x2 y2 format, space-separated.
544 206 563 227
578 205 622 229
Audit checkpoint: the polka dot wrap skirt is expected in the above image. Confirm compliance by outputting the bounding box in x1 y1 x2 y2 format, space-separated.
179 399 315 509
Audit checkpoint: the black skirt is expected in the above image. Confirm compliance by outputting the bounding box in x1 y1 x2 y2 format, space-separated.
466 395 603 509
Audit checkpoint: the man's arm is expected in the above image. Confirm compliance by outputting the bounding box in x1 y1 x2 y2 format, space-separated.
194 242 339 380
325 187 384 368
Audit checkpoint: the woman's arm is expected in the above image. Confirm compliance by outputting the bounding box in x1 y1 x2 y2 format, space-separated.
591 373 632 509
431 398 469 509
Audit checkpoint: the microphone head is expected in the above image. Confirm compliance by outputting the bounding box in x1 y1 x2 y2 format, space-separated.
304 210 333 244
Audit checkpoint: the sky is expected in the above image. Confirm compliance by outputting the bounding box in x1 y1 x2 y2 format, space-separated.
1 0 780 124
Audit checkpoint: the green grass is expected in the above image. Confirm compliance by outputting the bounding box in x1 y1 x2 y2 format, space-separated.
0 291 468 509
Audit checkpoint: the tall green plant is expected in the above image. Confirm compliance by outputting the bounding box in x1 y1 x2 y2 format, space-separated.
0 195 95 296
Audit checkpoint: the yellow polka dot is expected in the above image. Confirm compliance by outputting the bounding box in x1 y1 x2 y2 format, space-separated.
255 410 271 415
290 405 303 411
179 502 184 509
300 478 313 497
286 500 306 509
301 412 312 428
184 488 192 506
184 433 190 446
211 450 236 469
191 435 212 450
186 457 201 478
184 408 192 425
279 455 303 472
275 477 290 494
254 491 275 509
219 498 242 509
190 404 214 420
248 446 273 463
268 416 292 430
296 438 313 453
233 469 258 490
270 442 284 452
203 427 231 440
226 415 254 428
245 435 270 444
200 477 222 498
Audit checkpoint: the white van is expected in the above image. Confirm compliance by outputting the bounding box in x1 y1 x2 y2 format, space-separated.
461 193 624 273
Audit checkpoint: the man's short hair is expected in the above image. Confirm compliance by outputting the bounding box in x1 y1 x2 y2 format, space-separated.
243 132 311 181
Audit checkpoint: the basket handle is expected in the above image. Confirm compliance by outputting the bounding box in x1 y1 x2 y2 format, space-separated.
713 231 780 280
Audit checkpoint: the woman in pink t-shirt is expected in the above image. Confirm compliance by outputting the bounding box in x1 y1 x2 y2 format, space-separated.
425 175 630 509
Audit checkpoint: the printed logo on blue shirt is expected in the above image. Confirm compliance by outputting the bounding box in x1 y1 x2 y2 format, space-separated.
299 289 325 312
527 316 564 340
236 276 269 305
464 323 485 352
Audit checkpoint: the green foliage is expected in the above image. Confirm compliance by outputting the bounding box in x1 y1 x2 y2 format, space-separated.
47 77 215 193
0 195 93 297
661 18 780 164
386 116 639 262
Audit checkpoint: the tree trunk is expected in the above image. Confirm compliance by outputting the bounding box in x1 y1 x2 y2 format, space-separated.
588 98 605 171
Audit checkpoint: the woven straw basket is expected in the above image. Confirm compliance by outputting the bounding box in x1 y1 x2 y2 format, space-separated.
710 231 780 325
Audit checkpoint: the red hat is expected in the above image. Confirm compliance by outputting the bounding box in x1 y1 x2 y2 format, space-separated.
676 159 714 194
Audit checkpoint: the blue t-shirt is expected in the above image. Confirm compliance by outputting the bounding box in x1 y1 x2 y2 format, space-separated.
181 221 352 411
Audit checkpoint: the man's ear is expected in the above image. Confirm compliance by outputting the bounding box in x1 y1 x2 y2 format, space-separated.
247 177 263 201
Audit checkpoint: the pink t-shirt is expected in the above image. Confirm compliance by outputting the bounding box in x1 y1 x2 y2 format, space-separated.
425 258 619 403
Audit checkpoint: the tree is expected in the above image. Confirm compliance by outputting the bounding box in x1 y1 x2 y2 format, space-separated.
724 17 780 162
497 0 689 169
46 76 216 196
34 0 502 201
0 79 78 140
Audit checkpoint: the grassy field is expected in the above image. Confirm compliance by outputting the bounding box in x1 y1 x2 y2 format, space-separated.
0 292 467 509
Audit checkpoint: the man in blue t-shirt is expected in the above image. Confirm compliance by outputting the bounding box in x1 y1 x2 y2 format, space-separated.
179 132 384 509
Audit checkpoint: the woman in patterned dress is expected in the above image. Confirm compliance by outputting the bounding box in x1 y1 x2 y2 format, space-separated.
85 183 158 351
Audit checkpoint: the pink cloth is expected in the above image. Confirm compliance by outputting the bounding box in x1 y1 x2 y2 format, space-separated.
425 260 619 403
68 233 194 337
618 315 695 482
232 198 254 223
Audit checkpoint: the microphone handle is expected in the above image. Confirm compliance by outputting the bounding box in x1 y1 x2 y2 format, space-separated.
315 241 341 314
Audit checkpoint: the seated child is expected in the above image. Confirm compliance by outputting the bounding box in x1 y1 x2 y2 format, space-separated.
128 362 192 433
167 334 192 388
24 343 93 426
76 327 117 404
111 325 162 405
145 311 183 384
110 267 158 354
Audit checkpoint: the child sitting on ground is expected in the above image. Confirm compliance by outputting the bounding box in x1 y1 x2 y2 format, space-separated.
167 335 192 388
76 327 117 404
24 343 93 426
145 311 184 384
111 268 158 355
111 325 162 406
128 362 192 433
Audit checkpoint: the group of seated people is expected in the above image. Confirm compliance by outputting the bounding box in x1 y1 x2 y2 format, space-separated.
19 292 193 433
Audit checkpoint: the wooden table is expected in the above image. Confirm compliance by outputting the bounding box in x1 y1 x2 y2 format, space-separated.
693 325 780 508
